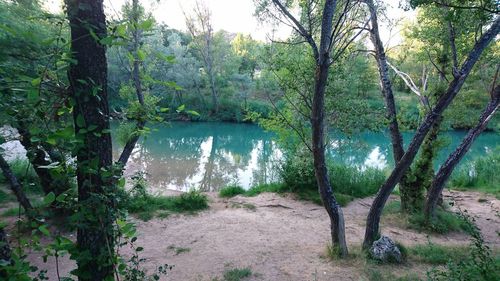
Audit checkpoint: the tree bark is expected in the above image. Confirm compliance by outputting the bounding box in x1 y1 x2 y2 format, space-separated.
0 227 11 271
65 0 114 280
311 0 348 257
0 154 32 211
362 17 500 249
365 0 405 163
424 84 499 219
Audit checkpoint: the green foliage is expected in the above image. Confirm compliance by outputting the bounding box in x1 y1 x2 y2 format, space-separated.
0 188 13 205
409 243 469 265
408 208 468 234
121 172 208 220
244 183 287 197
280 153 385 205
222 267 252 281
219 185 246 198
0 158 38 186
450 147 500 197
427 209 500 281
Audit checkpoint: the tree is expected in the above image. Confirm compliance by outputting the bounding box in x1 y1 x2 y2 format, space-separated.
363 15 500 248
425 78 499 219
256 0 368 257
65 0 115 279
185 1 219 113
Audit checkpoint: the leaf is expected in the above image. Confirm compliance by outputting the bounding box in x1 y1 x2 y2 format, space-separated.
136 247 144 252
38 225 50 236
176 104 185 113
31 77 41 87
159 107 169 113
118 178 126 188
139 18 154 30
137 49 146 61
187 110 200 117
76 115 85 128
43 192 56 206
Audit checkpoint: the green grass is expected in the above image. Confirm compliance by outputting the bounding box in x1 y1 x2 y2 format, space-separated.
450 148 500 198
383 200 469 234
2 206 24 217
219 185 246 198
222 267 252 281
125 190 209 221
408 208 468 234
408 243 469 265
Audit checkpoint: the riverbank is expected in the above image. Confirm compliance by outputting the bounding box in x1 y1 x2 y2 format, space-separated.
10 189 497 281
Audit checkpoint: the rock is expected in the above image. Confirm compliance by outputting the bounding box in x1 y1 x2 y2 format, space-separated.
369 235 402 263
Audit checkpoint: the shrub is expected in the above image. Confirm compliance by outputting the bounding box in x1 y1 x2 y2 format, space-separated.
219 185 246 198
122 172 209 220
244 183 287 197
408 208 468 234
427 210 500 280
450 147 500 197
280 153 385 204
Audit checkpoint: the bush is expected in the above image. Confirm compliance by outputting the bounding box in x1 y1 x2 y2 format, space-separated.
244 183 287 197
121 172 209 221
427 210 500 280
280 153 385 205
219 185 246 198
450 148 500 197
408 208 468 234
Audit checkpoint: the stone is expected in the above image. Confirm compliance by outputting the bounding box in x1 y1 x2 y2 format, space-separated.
369 235 402 263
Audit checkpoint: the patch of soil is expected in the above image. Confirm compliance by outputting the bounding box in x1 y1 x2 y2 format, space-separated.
17 190 500 280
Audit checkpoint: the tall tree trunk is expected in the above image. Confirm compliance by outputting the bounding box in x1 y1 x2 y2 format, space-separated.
366 0 405 163
0 154 32 211
118 0 146 166
424 84 499 219
65 0 114 280
0 227 11 274
363 17 500 249
311 0 348 257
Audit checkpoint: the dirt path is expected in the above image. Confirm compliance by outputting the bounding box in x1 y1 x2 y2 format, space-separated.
23 190 499 280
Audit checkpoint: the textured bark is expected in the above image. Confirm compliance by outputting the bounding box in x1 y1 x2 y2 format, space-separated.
424 85 500 219
0 227 11 265
118 0 146 167
365 0 405 163
363 17 500 249
0 154 32 211
310 0 348 257
65 0 114 280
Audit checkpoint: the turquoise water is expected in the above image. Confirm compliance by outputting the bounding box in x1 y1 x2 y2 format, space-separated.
112 122 499 192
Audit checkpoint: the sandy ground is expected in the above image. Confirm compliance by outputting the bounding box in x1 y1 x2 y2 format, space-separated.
10 190 500 280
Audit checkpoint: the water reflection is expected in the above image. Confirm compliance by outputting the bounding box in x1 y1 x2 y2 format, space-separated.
112 122 499 192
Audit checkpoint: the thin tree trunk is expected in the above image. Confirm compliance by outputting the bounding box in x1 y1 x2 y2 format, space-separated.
0 154 32 211
65 0 114 279
0 227 11 266
363 17 500 249
424 85 499 219
365 0 405 163
118 0 146 167
311 0 348 257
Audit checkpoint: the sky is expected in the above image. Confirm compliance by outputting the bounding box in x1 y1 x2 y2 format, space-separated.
43 0 415 46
